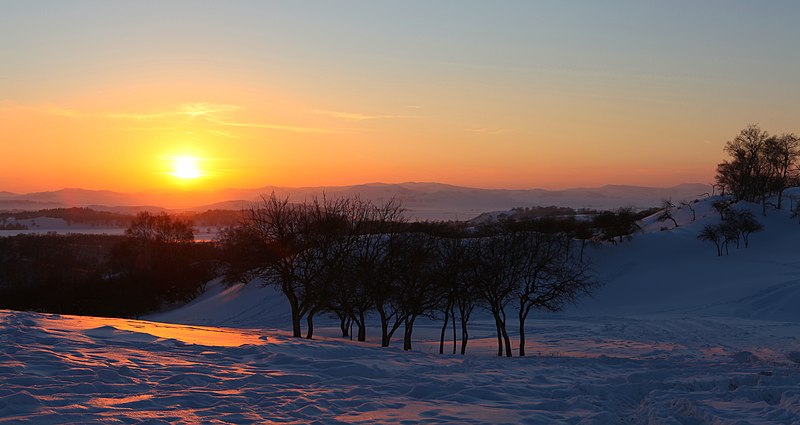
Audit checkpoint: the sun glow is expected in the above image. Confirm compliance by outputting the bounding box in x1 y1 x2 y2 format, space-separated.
171 155 203 179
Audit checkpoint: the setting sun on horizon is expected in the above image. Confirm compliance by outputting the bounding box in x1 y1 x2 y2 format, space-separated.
1 1 799 194
168 155 204 180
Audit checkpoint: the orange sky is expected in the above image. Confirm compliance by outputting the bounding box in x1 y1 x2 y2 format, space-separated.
2 2 799 193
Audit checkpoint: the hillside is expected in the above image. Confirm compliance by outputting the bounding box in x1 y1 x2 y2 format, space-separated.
3 192 800 423
151 191 800 328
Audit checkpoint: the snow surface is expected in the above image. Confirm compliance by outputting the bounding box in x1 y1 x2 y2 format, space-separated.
3 194 800 423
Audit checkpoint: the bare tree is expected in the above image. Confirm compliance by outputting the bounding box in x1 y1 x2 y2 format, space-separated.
126 212 194 243
514 232 598 356
434 237 473 354
475 233 522 357
242 193 306 337
764 133 800 209
656 199 678 228
728 210 763 248
333 198 405 342
393 232 442 351
712 199 733 221
698 224 724 256
679 200 697 222
240 193 362 339
720 221 740 254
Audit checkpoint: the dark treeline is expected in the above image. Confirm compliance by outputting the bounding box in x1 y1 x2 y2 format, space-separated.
482 205 599 223
219 194 614 356
1 199 645 356
0 207 133 227
0 212 215 317
716 124 799 210
0 207 244 230
177 209 244 228
696 124 800 256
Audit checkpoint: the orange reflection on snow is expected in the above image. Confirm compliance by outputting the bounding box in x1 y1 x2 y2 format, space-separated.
111 320 264 347
37 314 265 347
88 393 154 408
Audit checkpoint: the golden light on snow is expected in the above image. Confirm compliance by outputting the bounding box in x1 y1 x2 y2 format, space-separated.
170 155 203 180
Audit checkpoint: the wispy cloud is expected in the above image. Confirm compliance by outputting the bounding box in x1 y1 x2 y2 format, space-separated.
313 109 421 121
1 102 342 134
465 128 518 135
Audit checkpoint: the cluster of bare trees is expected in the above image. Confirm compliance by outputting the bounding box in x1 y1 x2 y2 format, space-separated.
697 206 763 256
716 125 800 210
219 194 599 356
125 212 194 243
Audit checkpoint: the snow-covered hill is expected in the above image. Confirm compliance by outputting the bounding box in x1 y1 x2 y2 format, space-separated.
3 192 800 423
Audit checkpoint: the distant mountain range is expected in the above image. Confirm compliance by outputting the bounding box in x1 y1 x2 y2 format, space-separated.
0 182 712 220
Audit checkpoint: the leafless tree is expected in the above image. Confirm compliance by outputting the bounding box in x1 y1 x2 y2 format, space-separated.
514 232 598 356
679 200 697 222
474 233 522 357
698 224 724 256
392 232 442 351
126 212 194 243
656 199 678 228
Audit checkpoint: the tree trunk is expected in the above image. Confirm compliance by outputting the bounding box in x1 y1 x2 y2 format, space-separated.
439 304 450 354
460 316 469 355
378 306 391 347
339 313 349 338
500 308 512 357
451 307 457 355
357 310 366 342
288 298 302 338
403 316 417 351
493 310 503 357
305 310 315 339
518 307 528 357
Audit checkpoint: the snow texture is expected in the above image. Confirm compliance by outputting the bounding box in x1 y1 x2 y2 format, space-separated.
2 193 800 423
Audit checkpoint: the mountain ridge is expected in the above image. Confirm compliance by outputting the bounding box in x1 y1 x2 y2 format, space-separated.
0 182 711 220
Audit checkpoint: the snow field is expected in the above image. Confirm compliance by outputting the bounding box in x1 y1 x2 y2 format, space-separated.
3 193 800 423
2 310 800 424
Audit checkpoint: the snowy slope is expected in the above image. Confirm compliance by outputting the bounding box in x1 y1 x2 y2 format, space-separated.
152 193 800 327
4 193 800 423
149 278 290 329
3 309 800 424
576 193 800 322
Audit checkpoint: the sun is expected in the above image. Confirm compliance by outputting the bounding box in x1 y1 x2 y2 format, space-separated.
170 155 203 179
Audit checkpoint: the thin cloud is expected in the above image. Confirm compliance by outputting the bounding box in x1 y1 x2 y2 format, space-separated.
465 128 518 135
1 102 343 134
313 109 421 121
203 117 338 134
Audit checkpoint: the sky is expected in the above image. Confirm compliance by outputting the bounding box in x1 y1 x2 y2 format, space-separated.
1 0 799 193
